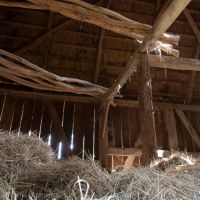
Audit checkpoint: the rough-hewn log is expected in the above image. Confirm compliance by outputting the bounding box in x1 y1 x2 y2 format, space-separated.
138 53 157 164
0 0 47 10
176 109 200 148
163 108 179 150
0 49 108 97
28 0 179 56
104 0 191 103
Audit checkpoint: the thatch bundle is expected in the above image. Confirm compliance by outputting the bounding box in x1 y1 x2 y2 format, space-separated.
0 130 200 199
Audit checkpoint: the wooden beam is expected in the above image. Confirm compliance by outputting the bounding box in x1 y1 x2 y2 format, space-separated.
104 0 191 103
46 100 71 156
0 0 47 10
14 20 72 55
14 0 103 55
175 109 200 148
183 9 200 103
186 45 200 103
94 29 105 83
2 88 200 111
154 0 171 23
100 0 191 153
28 0 180 55
163 108 179 150
184 9 200 43
94 0 111 84
138 53 157 164
108 147 142 156
98 102 109 167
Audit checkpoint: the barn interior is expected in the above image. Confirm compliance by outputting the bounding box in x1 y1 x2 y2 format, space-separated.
1 1 200 197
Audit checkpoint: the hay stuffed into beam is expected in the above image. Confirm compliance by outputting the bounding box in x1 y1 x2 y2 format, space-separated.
0 130 200 199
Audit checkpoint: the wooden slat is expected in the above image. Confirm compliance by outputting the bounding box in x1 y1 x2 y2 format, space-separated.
138 53 157 164
124 155 135 168
108 147 142 156
163 108 179 150
175 109 200 148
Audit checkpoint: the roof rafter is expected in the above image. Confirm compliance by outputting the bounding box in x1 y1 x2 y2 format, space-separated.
183 9 200 103
94 0 112 84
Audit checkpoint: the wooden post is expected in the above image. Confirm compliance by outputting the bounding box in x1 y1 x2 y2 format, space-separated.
137 53 157 165
163 108 179 150
46 100 71 156
98 102 109 168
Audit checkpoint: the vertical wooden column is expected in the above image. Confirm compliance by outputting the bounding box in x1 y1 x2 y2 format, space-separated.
137 53 157 165
98 101 109 168
163 108 179 150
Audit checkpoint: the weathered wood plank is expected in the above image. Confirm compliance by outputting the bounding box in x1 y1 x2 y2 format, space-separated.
108 147 142 156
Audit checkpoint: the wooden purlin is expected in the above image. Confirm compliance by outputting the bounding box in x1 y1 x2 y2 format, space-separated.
28 0 179 56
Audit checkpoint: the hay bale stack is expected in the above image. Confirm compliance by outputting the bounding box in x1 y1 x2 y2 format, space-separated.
0 130 55 178
0 130 199 199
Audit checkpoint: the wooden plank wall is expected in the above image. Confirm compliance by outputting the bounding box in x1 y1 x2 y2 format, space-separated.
0 95 200 160
0 95 96 158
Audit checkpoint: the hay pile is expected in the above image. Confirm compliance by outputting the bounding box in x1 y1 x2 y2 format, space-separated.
0 130 200 200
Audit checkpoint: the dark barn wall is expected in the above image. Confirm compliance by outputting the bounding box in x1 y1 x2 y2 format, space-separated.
0 95 96 158
0 95 199 160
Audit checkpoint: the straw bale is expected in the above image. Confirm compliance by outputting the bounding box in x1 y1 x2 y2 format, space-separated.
0 130 199 199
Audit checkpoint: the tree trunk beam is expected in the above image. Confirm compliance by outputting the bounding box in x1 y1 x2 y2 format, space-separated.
0 49 108 97
28 0 180 56
138 53 157 164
